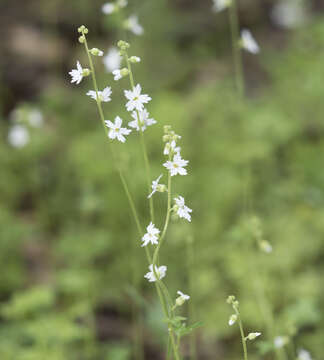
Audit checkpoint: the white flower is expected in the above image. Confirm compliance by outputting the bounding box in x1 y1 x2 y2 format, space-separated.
69 61 84 84
174 196 192 222
298 349 312 360
246 332 261 341
124 84 151 112
148 174 167 198
163 140 181 155
274 336 288 349
144 264 167 282
104 116 131 143
241 29 260 54
260 240 273 253
117 0 127 8
113 69 123 81
176 291 190 306
228 314 238 326
212 0 231 12
102 2 116 14
86 87 112 102
163 153 189 176
103 47 122 72
8 124 30 148
271 1 307 29
141 222 160 247
128 108 156 132
28 109 43 128
125 15 144 35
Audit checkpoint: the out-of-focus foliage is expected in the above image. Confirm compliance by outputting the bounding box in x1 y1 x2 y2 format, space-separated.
0 0 323 358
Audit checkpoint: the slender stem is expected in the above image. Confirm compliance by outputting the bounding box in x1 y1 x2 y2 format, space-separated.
236 311 248 360
187 237 197 360
228 0 245 97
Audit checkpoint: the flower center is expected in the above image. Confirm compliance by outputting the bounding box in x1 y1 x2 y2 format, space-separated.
115 128 120 132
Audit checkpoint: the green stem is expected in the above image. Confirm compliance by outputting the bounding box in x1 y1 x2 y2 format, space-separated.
236 312 248 360
187 237 197 360
228 0 245 97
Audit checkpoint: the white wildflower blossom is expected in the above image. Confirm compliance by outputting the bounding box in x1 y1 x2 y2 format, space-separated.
163 140 181 156
102 2 116 14
104 116 131 143
8 124 30 148
240 29 260 54
103 47 122 72
117 0 127 8
69 61 88 84
124 84 151 112
274 336 288 349
246 332 262 341
124 15 144 35
113 69 123 81
148 174 167 198
141 222 160 247
128 108 156 132
176 291 190 306
144 264 167 282
271 0 307 29
298 349 312 360
228 314 238 326
260 240 273 253
163 153 189 177
86 87 112 102
212 0 231 12
28 109 43 128
174 196 192 222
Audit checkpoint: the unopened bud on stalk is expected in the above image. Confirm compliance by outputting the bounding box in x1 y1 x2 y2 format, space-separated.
228 314 238 326
246 332 261 341
82 68 91 77
90 48 104 56
129 56 141 63
120 68 129 76
78 35 86 43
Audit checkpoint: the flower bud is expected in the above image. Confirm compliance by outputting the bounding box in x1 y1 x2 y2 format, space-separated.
90 48 104 56
156 184 167 193
78 35 86 43
120 68 129 76
164 125 171 133
246 332 261 341
129 56 141 63
259 240 272 253
175 291 190 307
82 68 91 77
117 40 130 50
228 314 237 326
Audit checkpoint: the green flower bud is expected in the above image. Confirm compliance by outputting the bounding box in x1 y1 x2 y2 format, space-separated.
120 68 129 76
78 35 86 43
82 68 91 77
129 56 141 63
156 184 167 193
90 48 104 56
246 332 261 341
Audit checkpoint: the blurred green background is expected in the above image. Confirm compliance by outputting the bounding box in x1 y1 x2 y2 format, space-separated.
1 0 324 359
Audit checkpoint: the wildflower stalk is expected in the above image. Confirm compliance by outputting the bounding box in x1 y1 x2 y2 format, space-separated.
82 31 148 360
121 46 180 360
228 0 245 97
186 236 197 360
237 313 248 360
